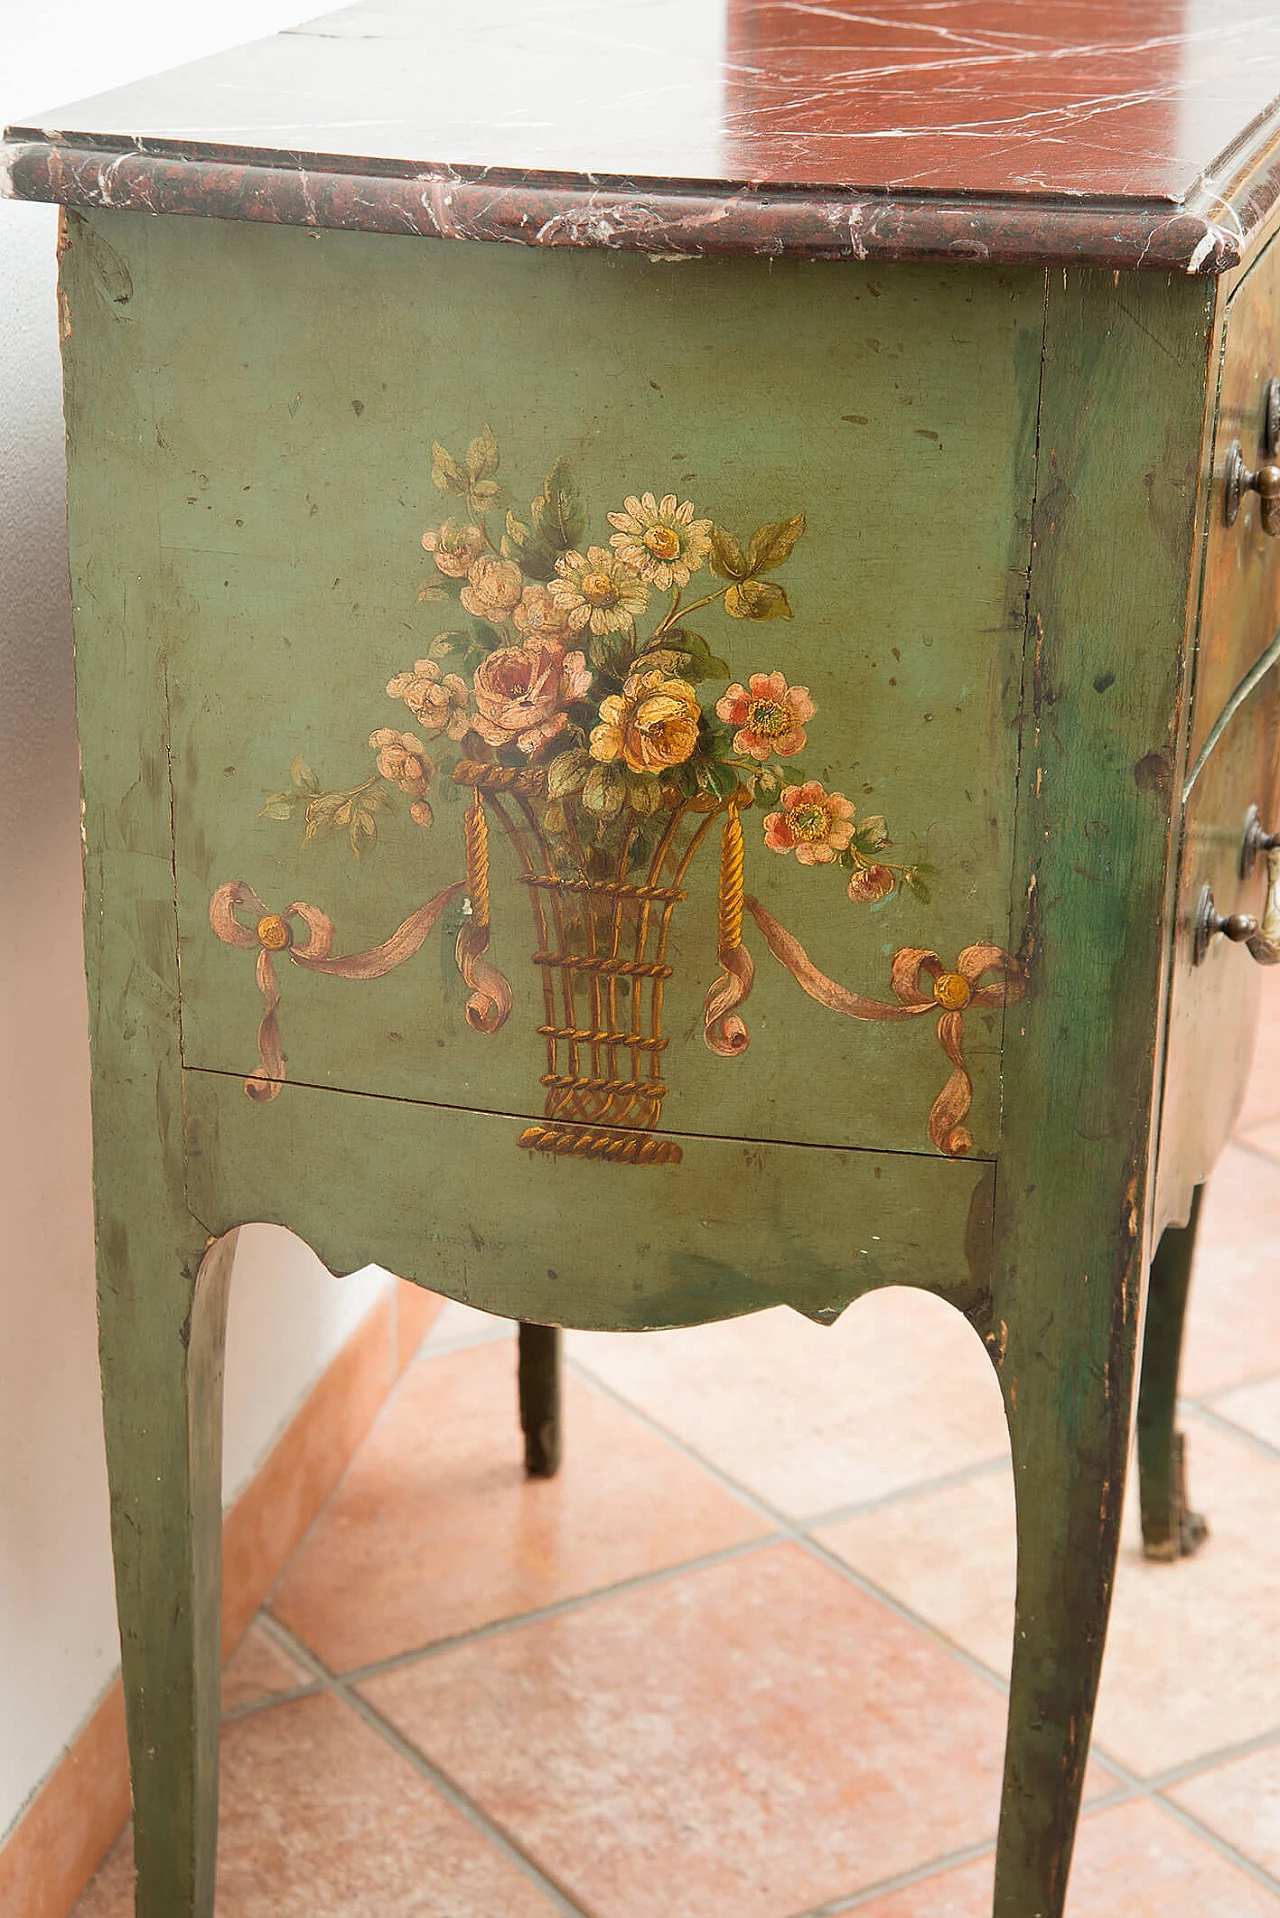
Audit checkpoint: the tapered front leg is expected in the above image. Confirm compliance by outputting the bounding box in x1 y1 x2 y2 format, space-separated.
990 1280 1137 1918
518 1321 562 1477
98 1224 235 1918
1137 1186 1208 1559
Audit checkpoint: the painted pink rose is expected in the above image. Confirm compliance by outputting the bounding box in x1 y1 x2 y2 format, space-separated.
386 659 471 740
763 781 856 865
422 519 484 578
460 555 524 622
369 727 434 825
716 671 815 761
512 582 577 645
472 638 593 756
847 863 896 902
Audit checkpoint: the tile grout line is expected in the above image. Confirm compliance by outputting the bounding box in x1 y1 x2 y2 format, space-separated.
565 1353 1280 1897
1147 1790 1280 1899
265 1535 777 1691
1187 1397 1280 1467
1142 1720 1280 1791
562 1352 1020 1703
783 1833 1001 1916
256 1612 595 1918
221 1679 324 1723
236 1317 1280 1909
794 1453 1013 1530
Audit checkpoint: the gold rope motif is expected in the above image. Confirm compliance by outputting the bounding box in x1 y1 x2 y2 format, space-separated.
463 792 491 928
718 803 745 953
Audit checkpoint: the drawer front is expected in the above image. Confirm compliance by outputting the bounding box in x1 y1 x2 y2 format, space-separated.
76 214 1040 1162
1190 229 1280 769
1159 663 1280 1212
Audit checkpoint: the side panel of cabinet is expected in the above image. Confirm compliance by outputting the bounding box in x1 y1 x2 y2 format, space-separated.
65 213 1043 1162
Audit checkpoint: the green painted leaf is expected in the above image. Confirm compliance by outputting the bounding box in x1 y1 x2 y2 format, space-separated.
631 646 691 678
531 457 583 553
428 630 467 659
259 793 298 820
747 513 806 573
725 578 793 621
431 441 467 495
465 423 500 482
625 768 665 814
851 816 890 855
547 747 592 799
291 754 320 793
709 525 750 580
666 628 730 682
582 762 626 816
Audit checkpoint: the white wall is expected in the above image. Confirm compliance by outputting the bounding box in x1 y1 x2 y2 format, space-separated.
0 3 389 1845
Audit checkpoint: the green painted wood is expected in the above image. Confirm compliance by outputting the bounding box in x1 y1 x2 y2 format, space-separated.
1138 1186 1209 1560
71 209 1046 1161
182 1067 996 1330
60 209 232 1918
986 264 1217 1917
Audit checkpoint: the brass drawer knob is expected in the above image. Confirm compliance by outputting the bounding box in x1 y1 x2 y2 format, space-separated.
1193 816 1280 966
1224 440 1280 532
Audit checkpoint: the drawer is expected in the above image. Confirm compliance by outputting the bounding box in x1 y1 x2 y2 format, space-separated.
96 212 1046 1162
1158 661 1280 1213
1190 229 1280 768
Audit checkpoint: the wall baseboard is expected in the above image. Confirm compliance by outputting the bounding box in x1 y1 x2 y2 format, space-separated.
0 1277 442 1918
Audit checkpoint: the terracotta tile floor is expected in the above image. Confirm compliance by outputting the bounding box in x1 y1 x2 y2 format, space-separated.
76 975 1280 1915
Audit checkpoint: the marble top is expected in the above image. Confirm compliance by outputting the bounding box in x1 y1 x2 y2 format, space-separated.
6 0 1280 272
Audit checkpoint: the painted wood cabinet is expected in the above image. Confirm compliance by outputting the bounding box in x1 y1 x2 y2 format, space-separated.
8 5 1280 1914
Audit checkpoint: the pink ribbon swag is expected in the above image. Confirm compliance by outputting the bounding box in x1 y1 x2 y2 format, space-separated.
208 878 510 1101
702 891 1026 1156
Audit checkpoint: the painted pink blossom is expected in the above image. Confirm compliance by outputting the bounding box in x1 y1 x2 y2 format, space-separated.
716 671 815 760
472 639 593 756
461 555 524 621
762 781 857 865
512 582 578 645
847 863 896 902
421 519 484 578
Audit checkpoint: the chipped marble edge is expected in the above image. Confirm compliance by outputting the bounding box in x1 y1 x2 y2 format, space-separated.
0 137 1257 275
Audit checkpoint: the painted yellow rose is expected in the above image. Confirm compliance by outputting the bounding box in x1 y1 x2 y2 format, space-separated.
589 670 701 775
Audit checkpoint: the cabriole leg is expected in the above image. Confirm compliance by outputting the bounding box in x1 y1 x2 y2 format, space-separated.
518 1321 562 1478
1137 1185 1208 1560
989 1284 1138 1917
98 1223 235 1918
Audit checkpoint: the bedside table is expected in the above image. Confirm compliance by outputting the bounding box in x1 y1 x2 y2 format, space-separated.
8 5 1280 1913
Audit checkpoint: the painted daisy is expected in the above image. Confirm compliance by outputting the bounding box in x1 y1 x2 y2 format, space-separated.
607 492 713 591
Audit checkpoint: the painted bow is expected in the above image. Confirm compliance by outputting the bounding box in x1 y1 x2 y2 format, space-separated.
702 806 1025 1157
209 794 510 1100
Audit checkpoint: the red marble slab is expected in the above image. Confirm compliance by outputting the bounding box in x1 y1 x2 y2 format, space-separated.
5 1 1280 269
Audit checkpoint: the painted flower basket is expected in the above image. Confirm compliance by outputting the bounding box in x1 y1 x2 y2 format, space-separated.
211 428 1025 1162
